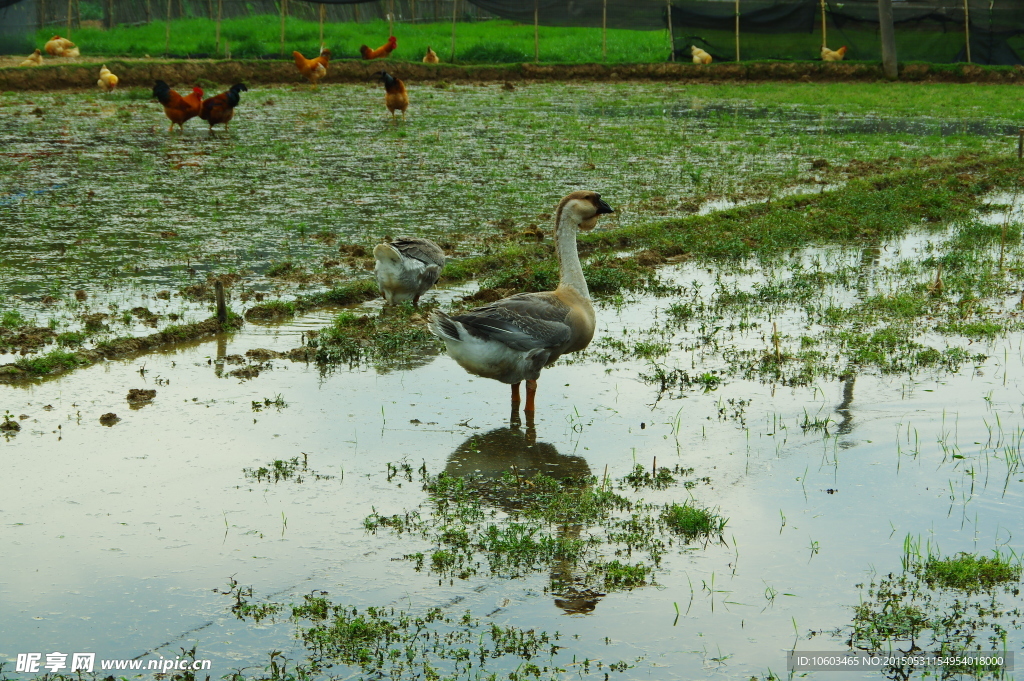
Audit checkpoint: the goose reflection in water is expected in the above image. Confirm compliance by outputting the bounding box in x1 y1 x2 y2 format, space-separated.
445 411 604 615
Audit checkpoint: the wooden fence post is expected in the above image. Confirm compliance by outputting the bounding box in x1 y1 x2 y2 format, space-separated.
216 0 222 52
165 0 171 55
280 0 287 57
878 0 898 79
449 0 457 61
963 0 971 63
666 0 674 61
533 0 539 63
820 0 826 48
319 3 325 47
66 0 72 36
602 0 607 60
215 281 227 324
735 0 740 61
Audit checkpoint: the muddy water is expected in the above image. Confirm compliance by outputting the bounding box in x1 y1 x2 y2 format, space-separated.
2 220 1023 679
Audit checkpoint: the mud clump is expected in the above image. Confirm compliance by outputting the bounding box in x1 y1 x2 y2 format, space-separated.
246 348 283 361
0 326 57 353
74 289 87 301
99 412 120 426
0 417 21 432
338 244 367 257
227 365 261 380
636 250 666 267
463 288 514 304
83 313 109 331
127 388 156 402
181 273 242 301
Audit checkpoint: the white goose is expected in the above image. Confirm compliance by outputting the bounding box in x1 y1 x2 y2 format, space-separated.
373 237 446 307
428 191 613 412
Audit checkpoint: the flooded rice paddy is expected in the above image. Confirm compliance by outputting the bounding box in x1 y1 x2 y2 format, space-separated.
2 82 1024 680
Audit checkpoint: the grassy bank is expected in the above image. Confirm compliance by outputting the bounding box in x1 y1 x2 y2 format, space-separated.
32 17 671 63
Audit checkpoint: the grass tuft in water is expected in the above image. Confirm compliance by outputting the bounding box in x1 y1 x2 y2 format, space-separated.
662 502 728 542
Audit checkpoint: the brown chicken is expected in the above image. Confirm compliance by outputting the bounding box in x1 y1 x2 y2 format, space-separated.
293 47 330 87
378 71 408 121
200 83 248 133
153 80 204 133
360 36 397 60
422 46 439 64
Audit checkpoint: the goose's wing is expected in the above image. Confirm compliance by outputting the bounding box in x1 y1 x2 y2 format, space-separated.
453 292 571 352
392 237 446 268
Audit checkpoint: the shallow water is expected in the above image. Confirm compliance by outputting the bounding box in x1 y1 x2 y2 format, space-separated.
2 215 1023 679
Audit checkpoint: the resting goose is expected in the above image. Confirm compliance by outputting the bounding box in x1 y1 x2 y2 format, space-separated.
373 237 446 307
428 191 613 412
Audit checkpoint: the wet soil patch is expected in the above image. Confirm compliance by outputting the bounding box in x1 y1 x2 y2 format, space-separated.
3 59 1024 91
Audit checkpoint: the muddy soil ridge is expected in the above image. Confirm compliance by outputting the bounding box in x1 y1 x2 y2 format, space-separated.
2 59 1023 90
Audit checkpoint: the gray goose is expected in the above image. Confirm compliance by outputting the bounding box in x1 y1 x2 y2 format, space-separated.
428 191 613 412
373 237 446 307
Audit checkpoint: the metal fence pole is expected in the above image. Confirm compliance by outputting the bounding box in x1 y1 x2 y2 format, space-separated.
963 0 971 63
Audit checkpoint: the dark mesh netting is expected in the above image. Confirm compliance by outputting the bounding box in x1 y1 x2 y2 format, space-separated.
671 0 1024 65
460 0 666 31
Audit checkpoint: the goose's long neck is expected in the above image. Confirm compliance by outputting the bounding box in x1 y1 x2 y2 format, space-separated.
556 211 589 300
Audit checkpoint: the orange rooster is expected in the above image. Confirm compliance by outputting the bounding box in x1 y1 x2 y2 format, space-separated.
422 46 439 64
821 45 847 62
153 80 204 133
360 36 397 60
293 47 330 87
200 83 248 133
378 70 408 121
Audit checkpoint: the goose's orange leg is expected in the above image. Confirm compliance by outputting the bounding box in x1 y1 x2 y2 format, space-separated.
511 382 521 405
524 379 538 412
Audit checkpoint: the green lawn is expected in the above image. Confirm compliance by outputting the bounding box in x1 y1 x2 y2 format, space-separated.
34 17 674 63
